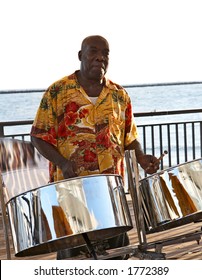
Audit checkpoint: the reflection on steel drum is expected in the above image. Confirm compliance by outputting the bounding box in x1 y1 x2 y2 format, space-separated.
140 158 202 233
6 174 132 257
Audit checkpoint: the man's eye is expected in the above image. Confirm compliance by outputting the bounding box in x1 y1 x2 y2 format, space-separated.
103 51 109 56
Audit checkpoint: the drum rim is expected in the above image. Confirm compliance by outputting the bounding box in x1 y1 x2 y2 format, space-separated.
140 157 202 182
5 173 123 203
146 211 202 234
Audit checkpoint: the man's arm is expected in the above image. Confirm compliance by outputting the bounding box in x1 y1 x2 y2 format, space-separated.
31 136 77 178
125 139 159 174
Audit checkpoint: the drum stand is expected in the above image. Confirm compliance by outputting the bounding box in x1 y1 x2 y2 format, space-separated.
82 233 98 260
125 150 165 259
125 150 202 260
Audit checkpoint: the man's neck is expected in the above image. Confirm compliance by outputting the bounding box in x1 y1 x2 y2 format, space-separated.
76 71 105 97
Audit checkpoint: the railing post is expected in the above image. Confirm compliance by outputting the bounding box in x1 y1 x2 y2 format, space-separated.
0 124 4 137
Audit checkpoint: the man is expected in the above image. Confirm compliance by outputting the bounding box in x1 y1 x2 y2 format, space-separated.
31 35 159 259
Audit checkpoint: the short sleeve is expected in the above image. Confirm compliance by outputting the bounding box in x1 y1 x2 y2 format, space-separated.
30 89 58 147
124 100 139 147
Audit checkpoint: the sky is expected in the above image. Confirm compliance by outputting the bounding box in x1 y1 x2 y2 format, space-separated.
1 0 202 90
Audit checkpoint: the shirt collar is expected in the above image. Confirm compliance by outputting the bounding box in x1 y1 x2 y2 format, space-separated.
105 78 118 90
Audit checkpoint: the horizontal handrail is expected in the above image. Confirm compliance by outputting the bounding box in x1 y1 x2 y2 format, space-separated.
0 113 201 168
0 108 201 128
0 120 33 126
134 108 202 117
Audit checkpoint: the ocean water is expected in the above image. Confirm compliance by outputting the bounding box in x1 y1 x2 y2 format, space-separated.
129 83 202 125
0 83 201 123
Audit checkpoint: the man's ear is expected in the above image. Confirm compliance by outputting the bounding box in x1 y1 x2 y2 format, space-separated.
78 50 82 61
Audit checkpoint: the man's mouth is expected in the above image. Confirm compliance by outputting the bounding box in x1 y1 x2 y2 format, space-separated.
92 63 105 70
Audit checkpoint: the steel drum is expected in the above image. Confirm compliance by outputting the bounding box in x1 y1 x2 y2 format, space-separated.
140 158 202 233
6 174 132 257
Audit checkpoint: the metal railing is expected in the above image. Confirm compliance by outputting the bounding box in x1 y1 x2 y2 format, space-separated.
136 109 202 169
0 120 32 140
0 108 202 170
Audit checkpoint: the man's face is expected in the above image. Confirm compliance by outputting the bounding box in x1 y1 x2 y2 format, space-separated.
79 37 109 81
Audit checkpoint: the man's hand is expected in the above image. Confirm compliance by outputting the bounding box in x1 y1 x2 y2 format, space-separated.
125 139 160 174
31 136 78 178
138 154 160 174
59 158 78 179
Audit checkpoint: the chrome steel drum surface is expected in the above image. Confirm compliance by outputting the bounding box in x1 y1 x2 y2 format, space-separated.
0 138 49 203
6 174 132 257
140 158 202 233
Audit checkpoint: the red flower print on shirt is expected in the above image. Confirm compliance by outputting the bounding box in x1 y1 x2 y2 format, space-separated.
65 111 78 126
58 123 66 137
42 133 57 146
65 102 79 113
84 150 97 162
125 103 132 128
96 127 111 148
79 108 89 118
78 140 86 147
48 127 57 138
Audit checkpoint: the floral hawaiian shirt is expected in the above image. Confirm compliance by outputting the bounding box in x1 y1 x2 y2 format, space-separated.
30 72 138 182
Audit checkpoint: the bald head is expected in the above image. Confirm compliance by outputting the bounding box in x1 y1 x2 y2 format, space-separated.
81 35 109 51
78 35 110 82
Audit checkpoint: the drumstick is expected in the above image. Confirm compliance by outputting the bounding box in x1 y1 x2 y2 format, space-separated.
145 150 168 171
158 150 168 161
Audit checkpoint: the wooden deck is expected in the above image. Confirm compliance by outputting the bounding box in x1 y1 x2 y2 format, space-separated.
1 196 202 260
